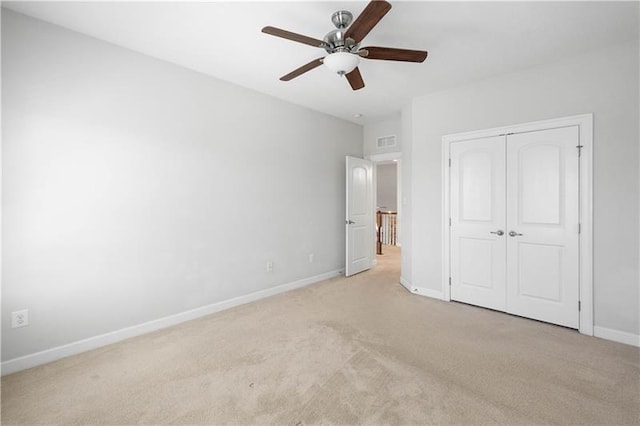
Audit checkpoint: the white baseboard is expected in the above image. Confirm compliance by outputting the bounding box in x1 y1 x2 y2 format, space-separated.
411 286 445 300
1 269 342 376
400 278 445 301
593 326 640 347
399 276 412 292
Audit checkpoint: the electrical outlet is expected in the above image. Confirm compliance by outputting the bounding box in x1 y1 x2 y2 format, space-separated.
266 261 274 272
308 253 315 263
12 309 29 328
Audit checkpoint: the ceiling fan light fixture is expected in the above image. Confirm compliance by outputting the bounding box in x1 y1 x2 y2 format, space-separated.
323 52 359 76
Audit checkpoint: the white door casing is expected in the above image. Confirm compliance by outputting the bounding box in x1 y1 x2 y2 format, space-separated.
450 136 507 311
506 127 580 328
442 114 592 334
346 156 374 277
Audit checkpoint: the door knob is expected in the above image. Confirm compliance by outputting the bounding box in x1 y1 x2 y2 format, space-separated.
346 220 355 224
490 230 504 236
509 230 523 237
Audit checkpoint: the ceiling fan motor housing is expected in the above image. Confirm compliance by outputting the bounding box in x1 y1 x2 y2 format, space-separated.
324 10 359 54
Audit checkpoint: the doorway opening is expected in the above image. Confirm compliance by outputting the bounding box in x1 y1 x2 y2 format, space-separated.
369 152 401 276
345 152 402 278
375 161 399 255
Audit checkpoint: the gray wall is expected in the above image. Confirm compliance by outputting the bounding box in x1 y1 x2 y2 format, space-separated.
1 11 363 361
376 164 397 211
363 115 401 157
403 40 639 336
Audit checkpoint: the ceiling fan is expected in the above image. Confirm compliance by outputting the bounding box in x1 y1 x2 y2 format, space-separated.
262 0 428 91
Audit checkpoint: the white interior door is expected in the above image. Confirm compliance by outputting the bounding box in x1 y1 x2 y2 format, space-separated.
450 136 507 311
346 156 374 277
505 127 580 328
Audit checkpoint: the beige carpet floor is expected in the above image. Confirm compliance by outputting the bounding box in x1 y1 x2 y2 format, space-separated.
2 246 639 425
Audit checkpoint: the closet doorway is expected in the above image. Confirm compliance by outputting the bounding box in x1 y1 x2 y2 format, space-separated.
442 114 593 335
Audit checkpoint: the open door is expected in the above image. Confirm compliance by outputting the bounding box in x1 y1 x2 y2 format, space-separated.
345 156 374 276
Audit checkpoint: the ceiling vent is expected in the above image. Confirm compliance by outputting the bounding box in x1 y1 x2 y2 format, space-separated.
377 135 397 148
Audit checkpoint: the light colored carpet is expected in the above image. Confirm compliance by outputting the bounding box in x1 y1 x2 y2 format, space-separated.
2 246 639 425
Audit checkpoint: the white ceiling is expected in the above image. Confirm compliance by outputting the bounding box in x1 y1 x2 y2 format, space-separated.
4 1 639 124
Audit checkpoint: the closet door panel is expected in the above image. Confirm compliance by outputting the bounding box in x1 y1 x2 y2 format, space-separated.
450 136 506 311
506 126 579 328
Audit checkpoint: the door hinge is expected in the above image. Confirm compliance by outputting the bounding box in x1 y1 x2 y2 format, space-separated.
577 145 584 157
448 158 452 167
578 223 581 234
449 277 452 286
578 301 581 311
449 217 452 226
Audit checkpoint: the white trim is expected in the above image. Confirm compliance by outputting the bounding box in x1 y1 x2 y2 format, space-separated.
366 151 401 162
594 326 640 347
578 114 594 336
442 114 592 143
412 286 446 300
401 277 445 300
1 269 342 376
442 132 452 302
441 113 594 336
400 277 412 292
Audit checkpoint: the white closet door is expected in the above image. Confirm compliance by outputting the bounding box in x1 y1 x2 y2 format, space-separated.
450 136 506 311
505 127 580 328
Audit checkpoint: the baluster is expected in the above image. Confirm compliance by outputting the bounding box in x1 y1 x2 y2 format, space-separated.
376 210 383 255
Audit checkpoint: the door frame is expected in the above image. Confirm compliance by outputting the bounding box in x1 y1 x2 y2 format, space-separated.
441 114 593 335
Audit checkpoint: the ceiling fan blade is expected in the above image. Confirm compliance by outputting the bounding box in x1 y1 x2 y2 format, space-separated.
345 67 365 91
262 26 325 48
280 57 324 81
361 46 428 62
344 0 392 43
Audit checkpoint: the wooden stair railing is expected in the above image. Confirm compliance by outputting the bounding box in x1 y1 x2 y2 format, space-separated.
376 210 398 254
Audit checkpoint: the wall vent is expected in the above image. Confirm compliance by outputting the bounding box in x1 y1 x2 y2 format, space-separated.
377 135 397 148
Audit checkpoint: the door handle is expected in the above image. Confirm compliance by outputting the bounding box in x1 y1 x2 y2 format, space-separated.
346 220 355 224
490 230 504 236
509 230 523 237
